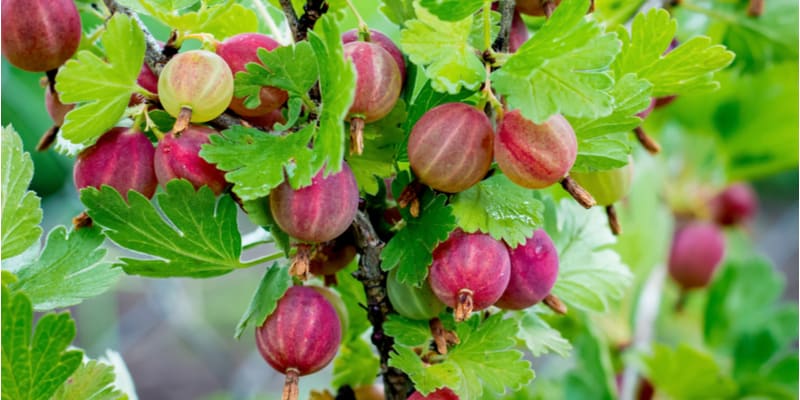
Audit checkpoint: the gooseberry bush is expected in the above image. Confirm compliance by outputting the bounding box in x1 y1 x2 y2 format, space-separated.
2 0 798 399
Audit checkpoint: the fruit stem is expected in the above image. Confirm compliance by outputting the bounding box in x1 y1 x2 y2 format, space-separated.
429 317 460 355
606 205 622 235
45 69 58 93
397 181 423 218
674 290 688 312
560 176 597 209
349 117 365 155
633 126 661 154
344 0 369 38
281 368 300 400
747 0 764 16
543 293 568 315
482 0 493 50
455 288 475 322
37 126 59 152
240 251 284 268
173 107 193 134
289 244 312 280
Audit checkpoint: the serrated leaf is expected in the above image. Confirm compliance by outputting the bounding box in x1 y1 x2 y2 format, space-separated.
420 0 483 22
10 226 119 311
1 126 42 260
141 0 258 39
613 8 734 97
639 343 737 399
241 197 292 257
234 42 318 109
80 181 244 278
308 15 356 173
234 263 291 338
332 338 381 388
516 308 572 357
332 260 371 341
451 174 543 248
55 14 144 151
565 319 616 400
569 73 651 172
390 314 534 398
52 360 126 400
346 101 406 195
1 287 84 400
545 198 633 312
491 0 620 123
400 5 485 94
384 314 432 347
381 0 416 26
200 125 316 201
381 189 457 287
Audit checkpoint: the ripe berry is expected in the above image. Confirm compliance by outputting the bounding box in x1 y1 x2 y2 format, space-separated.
256 286 342 400
387 269 446 321
308 231 358 280
515 0 562 16
494 110 577 189
407 103 494 193
153 124 228 195
408 387 459 400
428 230 511 321
269 164 360 243
344 41 402 123
74 127 157 200
242 109 287 130
509 9 529 53
45 86 74 126
570 162 634 207
1 0 81 72
495 229 559 310
342 29 406 81
668 222 726 290
216 33 288 117
709 182 758 226
158 50 234 123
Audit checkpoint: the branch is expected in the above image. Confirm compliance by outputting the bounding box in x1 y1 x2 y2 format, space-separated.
351 211 413 400
492 0 517 52
279 0 329 42
102 0 170 74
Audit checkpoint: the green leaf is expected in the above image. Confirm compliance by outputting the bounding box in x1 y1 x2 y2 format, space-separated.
491 0 620 123
332 260 371 341
1 125 42 260
55 14 144 152
569 73 651 172
234 42 318 108
1 287 83 400
10 226 119 311
138 0 258 39
309 15 357 173
381 0 416 26
381 186 457 286
639 343 737 399
234 263 291 338
546 198 633 312
200 125 316 201
346 101 406 195
420 0 483 22
565 319 616 400
52 360 126 400
451 173 544 248
332 338 381 388
80 181 244 278
390 314 534 398
384 314 432 347
515 308 572 357
400 4 485 94
241 197 292 257
613 8 735 97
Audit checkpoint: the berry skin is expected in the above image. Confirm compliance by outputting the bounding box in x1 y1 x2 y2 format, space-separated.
428 230 511 321
407 103 494 193
494 110 577 189
495 229 559 310
387 269 446 321
668 222 726 290
515 0 562 16
216 33 288 117
343 41 402 123
709 183 758 226
570 162 634 206
1 0 81 72
308 232 358 278
269 164 360 243
509 9 529 53
153 124 228 195
408 388 459 400
74 127 157 200
158 50 234 122
342 29 406 81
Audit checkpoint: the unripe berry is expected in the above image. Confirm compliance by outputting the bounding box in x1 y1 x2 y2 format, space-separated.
495 110 577 189
668 222 726 290
407 103 494 193
428 230 511 321
270 164 360 243
495 229 559 310
158 50 234 122
570 162 634 206
1 0 81 72
709 183 758 226
216 33 288 116
342 29 406 81
154 124 228 195
74 127 157 200
387 269 446 320
343 41 402 123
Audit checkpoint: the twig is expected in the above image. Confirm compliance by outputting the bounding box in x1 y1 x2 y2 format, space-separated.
278 0 301 42
351 211 412 400
492 0 516 53
102 0 170 74
297 0 329 41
